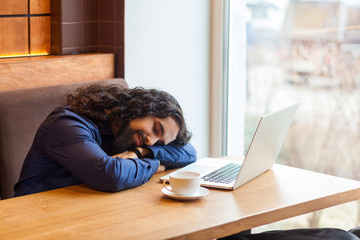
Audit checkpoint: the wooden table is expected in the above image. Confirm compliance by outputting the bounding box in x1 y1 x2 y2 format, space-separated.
1 163 360 240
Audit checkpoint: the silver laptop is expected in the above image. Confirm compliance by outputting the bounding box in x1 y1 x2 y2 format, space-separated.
160 102 299 190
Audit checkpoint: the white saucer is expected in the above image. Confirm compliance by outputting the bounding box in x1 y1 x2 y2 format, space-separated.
161 187 209 201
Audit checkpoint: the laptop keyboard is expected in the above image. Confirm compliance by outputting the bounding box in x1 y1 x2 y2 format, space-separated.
201 163 242 184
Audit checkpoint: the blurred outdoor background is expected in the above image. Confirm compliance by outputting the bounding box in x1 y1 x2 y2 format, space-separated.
243 0 360 232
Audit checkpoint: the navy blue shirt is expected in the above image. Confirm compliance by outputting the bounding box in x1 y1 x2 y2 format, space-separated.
14 107 197 197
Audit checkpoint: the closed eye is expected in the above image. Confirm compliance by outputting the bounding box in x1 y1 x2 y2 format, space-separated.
153 121 165 145
153 120 164 136
153 122 159 134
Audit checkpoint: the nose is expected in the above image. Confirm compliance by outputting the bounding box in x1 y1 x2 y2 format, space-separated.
145 134 159 146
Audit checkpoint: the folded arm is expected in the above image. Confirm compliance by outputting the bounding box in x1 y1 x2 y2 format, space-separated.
147 143 197 169
45 117 160 192
115 142 197 170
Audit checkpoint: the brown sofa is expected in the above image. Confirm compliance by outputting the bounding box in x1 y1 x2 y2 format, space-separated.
0 78 128 199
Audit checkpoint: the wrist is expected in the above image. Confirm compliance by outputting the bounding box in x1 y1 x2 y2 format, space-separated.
129 147 153 158
129 148 141 158
139 147 152 157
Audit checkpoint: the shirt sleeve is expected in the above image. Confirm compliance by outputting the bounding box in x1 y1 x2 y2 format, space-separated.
44 116 160 192
148 143 197 169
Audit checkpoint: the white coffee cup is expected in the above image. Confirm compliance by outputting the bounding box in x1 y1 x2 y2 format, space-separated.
163 171 201 196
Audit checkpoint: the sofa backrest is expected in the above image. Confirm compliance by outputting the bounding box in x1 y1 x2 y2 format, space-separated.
0 78 128 199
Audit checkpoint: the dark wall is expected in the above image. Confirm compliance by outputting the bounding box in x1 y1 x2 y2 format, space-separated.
51 0 124 78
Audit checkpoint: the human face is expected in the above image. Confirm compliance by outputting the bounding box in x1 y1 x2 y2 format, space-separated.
128 116 180 146
113 116 180 151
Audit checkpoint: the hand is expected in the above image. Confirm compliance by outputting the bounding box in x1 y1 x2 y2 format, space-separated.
137 147 152 157
156 164 166 174
112 152 165 173
112 151 138 159
112 147 152 159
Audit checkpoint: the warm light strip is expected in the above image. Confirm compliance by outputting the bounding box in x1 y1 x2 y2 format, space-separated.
0 53 50 59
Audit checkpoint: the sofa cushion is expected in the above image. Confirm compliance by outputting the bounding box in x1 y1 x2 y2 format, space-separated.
0 78 127 199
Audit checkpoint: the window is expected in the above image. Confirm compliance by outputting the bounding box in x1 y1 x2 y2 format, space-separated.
225 0 360 231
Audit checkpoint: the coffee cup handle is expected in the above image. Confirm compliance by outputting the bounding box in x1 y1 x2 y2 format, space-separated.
163 179 173 193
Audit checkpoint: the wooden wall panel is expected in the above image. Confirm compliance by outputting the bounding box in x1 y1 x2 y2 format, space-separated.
0 53 114 91
30 0 51 14
0 0 28 15
30 16 51 54
0 18 28 56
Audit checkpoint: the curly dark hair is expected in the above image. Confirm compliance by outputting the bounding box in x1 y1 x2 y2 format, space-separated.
62 84 192 146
